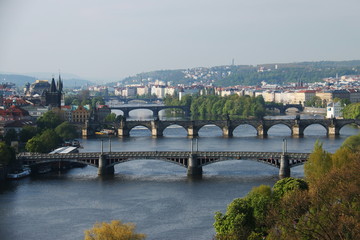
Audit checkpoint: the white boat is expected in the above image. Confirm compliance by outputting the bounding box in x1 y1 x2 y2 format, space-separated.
7 169 31 179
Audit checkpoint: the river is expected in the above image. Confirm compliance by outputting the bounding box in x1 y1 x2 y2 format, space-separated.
0 109 358 240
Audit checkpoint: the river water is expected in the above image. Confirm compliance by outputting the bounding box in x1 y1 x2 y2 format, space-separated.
0 109 359 240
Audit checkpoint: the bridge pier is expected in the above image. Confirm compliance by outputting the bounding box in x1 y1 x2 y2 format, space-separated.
187 154 202 176
279 154 290 179
222 126 233 137
292 125 304 137
187 126 198 138
98 154 114 176
151 120 162 137
328 125 339 136
257 125 267 137
122 110 130 118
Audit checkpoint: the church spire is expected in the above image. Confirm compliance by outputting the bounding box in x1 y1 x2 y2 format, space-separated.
57 73 63 92
50 77 57 92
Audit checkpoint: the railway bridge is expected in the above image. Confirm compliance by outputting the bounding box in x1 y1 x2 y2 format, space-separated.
18 150 310 178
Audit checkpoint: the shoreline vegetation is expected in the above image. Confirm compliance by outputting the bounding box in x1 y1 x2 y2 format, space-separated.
213 136 360 240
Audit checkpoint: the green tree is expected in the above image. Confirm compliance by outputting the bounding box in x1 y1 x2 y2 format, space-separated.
104 113 117 122
55 121 78 140
304 140 332 182
37 111 63 131
214 198 255 240
4 129 18 145
19 126 38 143
0 142 16 166
342 102 360 119
272 177 308 200
84 220 146 240
25 129 61 153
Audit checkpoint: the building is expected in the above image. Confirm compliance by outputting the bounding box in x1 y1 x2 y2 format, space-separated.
71 105 90 123
28 80 51 95
326 102 343 119
41 76 63 108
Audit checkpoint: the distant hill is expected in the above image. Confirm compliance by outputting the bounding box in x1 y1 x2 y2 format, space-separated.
0 73 94 89
115 60 360 87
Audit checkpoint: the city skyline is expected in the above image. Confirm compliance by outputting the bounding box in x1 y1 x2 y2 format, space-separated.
1 0 359 82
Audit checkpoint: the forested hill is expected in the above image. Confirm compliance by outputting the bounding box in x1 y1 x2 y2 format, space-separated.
120 60 360 87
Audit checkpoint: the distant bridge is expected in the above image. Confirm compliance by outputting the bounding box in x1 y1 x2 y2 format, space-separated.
18 151 310 178
85 118 360 137
104 96 163 104
265 103 304 114
109 105 190 118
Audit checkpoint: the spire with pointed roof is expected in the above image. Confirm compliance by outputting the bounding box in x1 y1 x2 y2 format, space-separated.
50 77 57 92
57 74 63 92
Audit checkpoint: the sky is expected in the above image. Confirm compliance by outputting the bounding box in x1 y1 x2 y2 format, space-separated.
0 0 359 82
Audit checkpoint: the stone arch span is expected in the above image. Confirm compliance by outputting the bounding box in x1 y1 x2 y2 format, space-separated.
303 123 328 135
266 123 293 135
162 124 188 136
232 123 258 136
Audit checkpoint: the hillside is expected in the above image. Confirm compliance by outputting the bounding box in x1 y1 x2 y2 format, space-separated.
0 73 94 89
117 60 360 87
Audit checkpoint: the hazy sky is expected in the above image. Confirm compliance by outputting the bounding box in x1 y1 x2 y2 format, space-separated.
0 0 359 82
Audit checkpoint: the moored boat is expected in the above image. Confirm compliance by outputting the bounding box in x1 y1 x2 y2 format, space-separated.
7 168 31 179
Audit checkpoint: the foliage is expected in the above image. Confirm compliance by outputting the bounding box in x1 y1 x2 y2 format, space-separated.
214 134 360 240
304 96 323 107
4 129 18 145
165 94 266 119
267 156 360 240
304 140 332 182
55 121 78 140
104 113 117 122
19 126 38 143
272 177 308 200
342 102 360 119
214 198 255 240
84 220 146 240
25 129 61 153
37 110 63 131
0 142 16 166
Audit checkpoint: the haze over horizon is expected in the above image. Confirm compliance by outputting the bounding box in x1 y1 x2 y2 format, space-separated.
1 0 359 83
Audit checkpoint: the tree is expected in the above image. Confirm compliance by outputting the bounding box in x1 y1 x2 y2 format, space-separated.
55 121 78 140
214 198 255 240
25 129 61 153
272 177 308 200
84 220 146 240
104 113 117 122
37 111 63 131
19 126 38 143
342 102 360 119
0 142 16 166
304 140 332 182
4 129 18 145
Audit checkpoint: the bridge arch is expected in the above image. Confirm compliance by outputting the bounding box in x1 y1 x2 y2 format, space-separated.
232 124 258 137
338 122 360 135
128 125 152 136
198 124 223 137
107 158 188 168
303 123 328 135
162 124 188 137
267 123 292 136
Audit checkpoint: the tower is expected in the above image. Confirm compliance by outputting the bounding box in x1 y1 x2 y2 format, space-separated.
44 74 63 108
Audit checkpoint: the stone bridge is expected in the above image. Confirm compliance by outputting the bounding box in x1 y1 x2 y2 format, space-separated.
111 118 360 137
109 105 190 118
265 103 304 114
18 151 310 178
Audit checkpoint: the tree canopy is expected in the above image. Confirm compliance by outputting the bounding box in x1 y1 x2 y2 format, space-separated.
84 220 146 240
214 134 360 240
